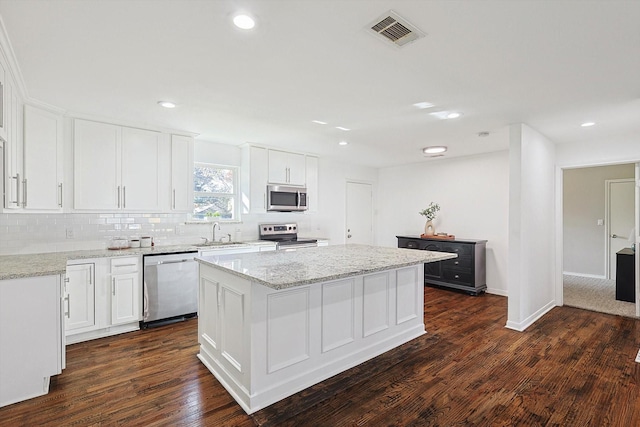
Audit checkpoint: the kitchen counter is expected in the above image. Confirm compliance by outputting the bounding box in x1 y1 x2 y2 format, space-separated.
196 243 455 414
0 241 272 280
196 244 456 290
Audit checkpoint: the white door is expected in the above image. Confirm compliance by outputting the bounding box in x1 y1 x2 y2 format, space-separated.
73 119 120 210
111 272 139 325
121 127 161 211
346 181 373 245
171 135 193 211
23 105 63 210
65 264 95 332
608 179 635 279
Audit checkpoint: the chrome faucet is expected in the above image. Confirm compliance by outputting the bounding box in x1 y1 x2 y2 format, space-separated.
211 222 221 242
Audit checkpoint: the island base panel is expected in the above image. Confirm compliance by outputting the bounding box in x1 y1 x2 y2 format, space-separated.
198 263 426 414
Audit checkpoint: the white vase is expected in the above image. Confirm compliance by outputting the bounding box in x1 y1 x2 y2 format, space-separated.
424 220 435 236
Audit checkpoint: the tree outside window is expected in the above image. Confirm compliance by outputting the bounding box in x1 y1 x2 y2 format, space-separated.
193 163 238 220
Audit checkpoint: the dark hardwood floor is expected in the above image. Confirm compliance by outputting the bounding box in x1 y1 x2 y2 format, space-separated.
2 286 640 426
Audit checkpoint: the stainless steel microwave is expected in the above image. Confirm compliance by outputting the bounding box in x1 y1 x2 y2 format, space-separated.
267 184 308 212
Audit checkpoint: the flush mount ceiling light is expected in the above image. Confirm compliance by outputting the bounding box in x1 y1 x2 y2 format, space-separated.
336 126 351 131
311 120 327 125
338 141 348 146
157 101 176 108
233 14 255 29
413 101 435 109
429 111 462 120
581 122 595 127
422 146 447 155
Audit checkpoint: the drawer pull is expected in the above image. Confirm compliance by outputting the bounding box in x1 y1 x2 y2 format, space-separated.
454 275 460 279
454 261 459 265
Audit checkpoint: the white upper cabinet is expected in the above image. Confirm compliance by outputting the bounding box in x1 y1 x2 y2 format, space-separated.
241 145 268 214
170 134 194 211
268 149 306 186
74 120 120 210
23 105 63 210
3 65 24 210
74 119 162 211
305 155 319 212
120 127 161 210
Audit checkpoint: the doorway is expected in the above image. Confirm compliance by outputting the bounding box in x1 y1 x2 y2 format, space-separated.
606 179 635 280
345 181 373 245
561 163 637 317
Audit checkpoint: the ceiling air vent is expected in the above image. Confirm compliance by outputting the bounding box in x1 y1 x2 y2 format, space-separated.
367 10 425 48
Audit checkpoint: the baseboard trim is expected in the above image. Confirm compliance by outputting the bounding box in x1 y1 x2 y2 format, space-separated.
505 300 556 332
486 287 507 297
563 272 606 280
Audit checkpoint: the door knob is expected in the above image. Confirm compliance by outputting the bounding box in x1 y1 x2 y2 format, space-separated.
347 234 352 238
611 234 618 238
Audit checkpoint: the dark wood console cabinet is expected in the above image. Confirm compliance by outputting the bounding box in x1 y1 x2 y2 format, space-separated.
615 248 635 303
397 236 487 295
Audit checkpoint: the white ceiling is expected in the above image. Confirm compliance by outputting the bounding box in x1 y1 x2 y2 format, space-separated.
1 0 638 168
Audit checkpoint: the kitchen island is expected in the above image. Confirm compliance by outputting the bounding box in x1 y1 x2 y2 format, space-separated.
195 244 456 414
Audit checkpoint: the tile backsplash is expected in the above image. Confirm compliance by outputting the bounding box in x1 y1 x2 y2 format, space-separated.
0 212 202 255
0 212 322 255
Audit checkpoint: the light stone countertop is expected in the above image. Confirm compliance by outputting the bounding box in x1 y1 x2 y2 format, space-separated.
0 241 274 281
196 244 457 290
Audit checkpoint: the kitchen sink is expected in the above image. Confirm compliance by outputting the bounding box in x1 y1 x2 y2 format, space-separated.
194 242 247 247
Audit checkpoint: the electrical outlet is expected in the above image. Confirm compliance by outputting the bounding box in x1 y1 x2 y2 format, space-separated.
66 228 75 239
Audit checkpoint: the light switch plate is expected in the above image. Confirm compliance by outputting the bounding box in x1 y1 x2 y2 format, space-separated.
597 219 604 226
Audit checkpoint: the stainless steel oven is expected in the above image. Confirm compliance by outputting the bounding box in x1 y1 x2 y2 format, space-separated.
259 222 317 249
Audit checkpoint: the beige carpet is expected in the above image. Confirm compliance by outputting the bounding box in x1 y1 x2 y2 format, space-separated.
563 274 636 318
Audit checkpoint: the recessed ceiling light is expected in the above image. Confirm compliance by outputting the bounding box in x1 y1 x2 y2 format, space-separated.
581 122 595 127
413 101 435 109
429 111 462 120
422 146 447 154
312 120 327 125
233 14 255 30
336 126 350 131
338 141 348 146
158 101 176 108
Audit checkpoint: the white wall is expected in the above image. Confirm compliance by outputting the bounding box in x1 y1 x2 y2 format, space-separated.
507 124 557 331
377 150 509 296
563 164 635 277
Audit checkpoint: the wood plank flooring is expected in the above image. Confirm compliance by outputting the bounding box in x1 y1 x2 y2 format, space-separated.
1 287 640 426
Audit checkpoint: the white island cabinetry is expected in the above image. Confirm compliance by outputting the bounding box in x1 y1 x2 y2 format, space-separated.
196 245 455 414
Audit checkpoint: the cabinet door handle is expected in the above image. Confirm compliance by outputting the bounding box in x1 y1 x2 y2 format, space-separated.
112 278 116 295
123 186 126 209
10 173 20 206
117 186 121 208
22 178 27 207
172 189 176 209
58 183 63 207
65 294 70 318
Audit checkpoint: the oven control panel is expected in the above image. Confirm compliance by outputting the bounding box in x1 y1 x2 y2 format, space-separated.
259 223 298 237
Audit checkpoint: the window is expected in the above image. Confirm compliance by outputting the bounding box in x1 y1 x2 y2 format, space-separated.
193 163 239 221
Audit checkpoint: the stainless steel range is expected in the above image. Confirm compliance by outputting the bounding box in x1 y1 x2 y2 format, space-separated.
259 223 317 249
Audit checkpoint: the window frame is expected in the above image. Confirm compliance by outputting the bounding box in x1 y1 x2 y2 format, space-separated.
193 162 240 222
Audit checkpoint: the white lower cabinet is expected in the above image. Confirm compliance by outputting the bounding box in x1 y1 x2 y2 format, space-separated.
66 256 141 344
64 263 95 332
110 257 140 326
0 275 64 408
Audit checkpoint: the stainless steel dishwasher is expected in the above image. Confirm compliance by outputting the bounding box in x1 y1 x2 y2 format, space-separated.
142 251 198 327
